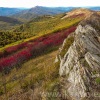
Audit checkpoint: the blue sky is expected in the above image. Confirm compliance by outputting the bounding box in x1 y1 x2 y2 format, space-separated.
0 0 100 8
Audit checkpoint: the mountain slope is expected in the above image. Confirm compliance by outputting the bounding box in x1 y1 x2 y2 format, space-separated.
88 7 100 11
12 6 74 20
13 14 81 33
0 16 23 30
0 7 24 16
0 12 83 48
27 6 74 15
57 13 100 100
0 16 22 24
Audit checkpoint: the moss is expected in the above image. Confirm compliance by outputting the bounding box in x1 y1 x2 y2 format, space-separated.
55 60 60 69
45 79 59 91
21 80 29 91
0 88 4 95
60 36 74 58
6 81 18 92
92 71 98 75
97 54 100 57
21 79 34 92
44 78 60 100
80 58 90 68
95 77 100 84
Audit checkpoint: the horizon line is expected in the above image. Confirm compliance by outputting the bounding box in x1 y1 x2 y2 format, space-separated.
0 5 100 9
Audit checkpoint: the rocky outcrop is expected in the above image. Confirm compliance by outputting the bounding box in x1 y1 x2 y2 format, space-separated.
57 13 100 100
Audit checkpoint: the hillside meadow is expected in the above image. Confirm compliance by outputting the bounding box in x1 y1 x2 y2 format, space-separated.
0 13 85 99
0 13 83 48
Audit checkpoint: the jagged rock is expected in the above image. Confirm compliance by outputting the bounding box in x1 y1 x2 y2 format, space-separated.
58 13 100 100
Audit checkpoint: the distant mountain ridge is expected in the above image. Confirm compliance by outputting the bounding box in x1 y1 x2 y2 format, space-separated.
0 7 25 16
0 16 22 24
11 6 74 20
0 6 100 30
27 6 74 15
11 6 100 21
87 6 100 11
0 6 100 17
0 16 23 30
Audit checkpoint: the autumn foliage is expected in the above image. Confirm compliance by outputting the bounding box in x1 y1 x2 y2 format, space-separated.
0 26 76 71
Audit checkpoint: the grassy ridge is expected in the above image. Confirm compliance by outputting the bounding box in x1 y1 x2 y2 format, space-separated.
0 32 76 99
14 14 82 36
0 26 76 72
0 26 76 99
0 14 83 49
0 12 85 99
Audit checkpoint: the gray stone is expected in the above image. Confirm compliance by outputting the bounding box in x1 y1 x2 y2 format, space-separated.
58 13 100 100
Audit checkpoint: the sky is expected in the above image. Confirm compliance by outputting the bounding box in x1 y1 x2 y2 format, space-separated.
0 0 100 8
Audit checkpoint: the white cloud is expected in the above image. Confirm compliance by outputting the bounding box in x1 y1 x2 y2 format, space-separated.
0 0 100 8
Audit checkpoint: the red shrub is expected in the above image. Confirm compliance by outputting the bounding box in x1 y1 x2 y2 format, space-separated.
70 13 84 18
0 51 3 58
5 42 27 54
0 55 16 70
0 26 76 71
6 45 19 53
15 48 32 63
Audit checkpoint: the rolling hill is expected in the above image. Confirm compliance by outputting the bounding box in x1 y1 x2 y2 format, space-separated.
0 16 23 30
0 16 22 24
0 11 84 48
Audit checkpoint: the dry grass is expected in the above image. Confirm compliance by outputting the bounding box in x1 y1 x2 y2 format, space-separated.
0 50 59 99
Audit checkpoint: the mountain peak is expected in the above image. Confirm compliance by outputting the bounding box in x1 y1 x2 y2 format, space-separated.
34 6 43 8
30 6 44 9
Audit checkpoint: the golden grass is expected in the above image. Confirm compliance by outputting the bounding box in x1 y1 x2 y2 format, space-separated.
0 15 83 52
0 50 59 99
